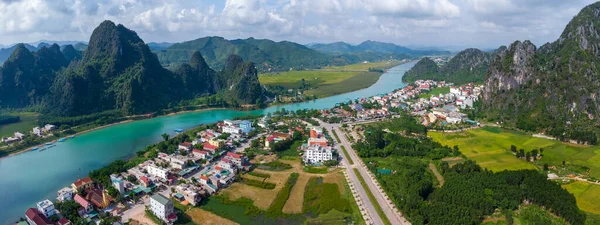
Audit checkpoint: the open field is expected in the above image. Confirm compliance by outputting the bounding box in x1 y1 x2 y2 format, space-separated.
418 86 450 99
0 112 38 137
428 127 600 176
186 208 238 225
562 181 600 215
259 71 358 88
222 169 292 209
304 72 382 98
259 61 401 98
217 157 363 224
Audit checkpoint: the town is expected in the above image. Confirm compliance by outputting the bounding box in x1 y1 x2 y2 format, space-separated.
17 79 481 225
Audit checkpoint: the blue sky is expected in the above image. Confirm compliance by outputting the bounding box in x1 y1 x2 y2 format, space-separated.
0 0 596 49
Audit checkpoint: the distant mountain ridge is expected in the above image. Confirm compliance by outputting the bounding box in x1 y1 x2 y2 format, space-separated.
155 36 347 72
310 40 450 56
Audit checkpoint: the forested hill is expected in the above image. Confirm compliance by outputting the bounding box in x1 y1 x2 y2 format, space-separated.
155 36 346 72
403 48 493 84
0 20 264 116
481 2 600 144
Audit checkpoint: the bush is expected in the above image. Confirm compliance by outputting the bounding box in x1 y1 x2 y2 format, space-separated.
248 171 271 178
243 178 276 189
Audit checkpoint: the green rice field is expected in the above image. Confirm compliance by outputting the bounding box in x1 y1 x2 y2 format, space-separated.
0 112 38 137
429 127 600 178
562 181 600 216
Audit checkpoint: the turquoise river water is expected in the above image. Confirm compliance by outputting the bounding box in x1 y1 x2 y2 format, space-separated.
0 61 414 223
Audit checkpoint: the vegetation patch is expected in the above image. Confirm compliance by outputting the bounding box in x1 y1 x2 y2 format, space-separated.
430 128 600 178
242 178 276 190
303 177 352 215
0 112 38 138
562 181 600 215
247 171 271 178
340 146 354 165
303 166 329 174
257 161 293 171
418 86 450 99
267 172 300 215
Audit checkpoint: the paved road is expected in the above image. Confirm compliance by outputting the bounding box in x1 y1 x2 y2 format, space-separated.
319 119 411 225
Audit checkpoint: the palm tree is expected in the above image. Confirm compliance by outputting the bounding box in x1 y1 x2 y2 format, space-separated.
161 133 169 142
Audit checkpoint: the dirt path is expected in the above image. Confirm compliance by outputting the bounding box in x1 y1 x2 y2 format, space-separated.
187 208 239 225
282 173 311 213
429 163 444 187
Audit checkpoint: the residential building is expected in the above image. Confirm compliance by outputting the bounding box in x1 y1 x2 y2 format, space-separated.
57 187 74 202
150 193 177 223
192 149 210 159
225 152 249 168
56 218 72 225
303 146 336 165
74 194 93 213
14 132 25 140
222 126 242 135
32 127 43 136
86 188 111 208
147 164 169 179
36 200 56 218
203 142 218 154
310 128 323 138
178 142 193 151
140 176 152 187
112 176 125 194
175 185 202 206
238 120 252 133
25 208 52 225
43 124 56 132
71 177 93 191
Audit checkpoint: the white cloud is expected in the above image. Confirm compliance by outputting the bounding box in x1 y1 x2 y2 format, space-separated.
0 0 597 50
365 0 460 18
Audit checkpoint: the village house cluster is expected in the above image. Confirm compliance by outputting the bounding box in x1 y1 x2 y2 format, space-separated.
411 80 482 126
23 120 255 225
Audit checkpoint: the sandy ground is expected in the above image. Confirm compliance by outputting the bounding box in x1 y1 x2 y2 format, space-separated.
187 208 239 225
282 173 312 213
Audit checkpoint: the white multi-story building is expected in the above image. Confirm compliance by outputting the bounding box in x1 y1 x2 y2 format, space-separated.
36 199 56 218
57 187 74 202
147 164 168 179
303 146 336 165
32 127 43 136
150 193 177 222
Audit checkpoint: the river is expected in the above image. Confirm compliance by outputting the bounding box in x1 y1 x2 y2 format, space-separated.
0 61 414 223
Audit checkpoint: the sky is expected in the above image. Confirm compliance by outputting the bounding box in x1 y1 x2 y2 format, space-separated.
0 0 597 49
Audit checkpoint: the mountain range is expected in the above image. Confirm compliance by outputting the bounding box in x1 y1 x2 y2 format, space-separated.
0 21 263 116
405 2 600 144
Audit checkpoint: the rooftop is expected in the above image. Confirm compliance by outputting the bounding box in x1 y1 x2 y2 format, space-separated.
151 193 171 205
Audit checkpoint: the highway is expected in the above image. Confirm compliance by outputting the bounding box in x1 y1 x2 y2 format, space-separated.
319 119 411 225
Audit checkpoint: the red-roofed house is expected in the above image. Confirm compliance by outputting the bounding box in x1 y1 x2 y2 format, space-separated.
57 218 72 225
71 177 93 191
308 138 328 147
225 152 249 168
86 188 110 208
203 142 218 154
74 194 92 213
192 149 210 159
25 208 52 225
178 142 193 151
140 176 152 187
199 175 209 185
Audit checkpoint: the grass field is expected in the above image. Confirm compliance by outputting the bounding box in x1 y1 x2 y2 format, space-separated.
260 71 358 88
562 181 600 215
259 61 400 98
418 86 450 99
304 71 382 98
429 127 600 177
0 112 38 137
